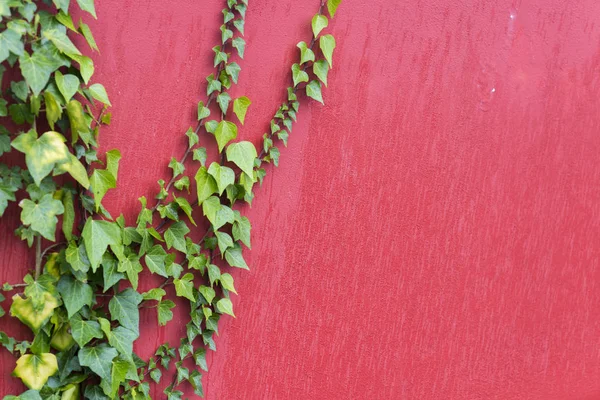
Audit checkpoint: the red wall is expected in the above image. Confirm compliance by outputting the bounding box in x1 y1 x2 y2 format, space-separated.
2 0 600 398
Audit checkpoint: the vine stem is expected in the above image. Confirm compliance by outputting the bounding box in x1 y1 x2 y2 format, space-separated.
34 236 42 279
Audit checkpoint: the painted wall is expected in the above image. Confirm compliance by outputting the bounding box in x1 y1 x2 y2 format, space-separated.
2 0 600 398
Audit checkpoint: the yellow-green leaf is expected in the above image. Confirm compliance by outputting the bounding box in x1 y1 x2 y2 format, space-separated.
13 353 58 390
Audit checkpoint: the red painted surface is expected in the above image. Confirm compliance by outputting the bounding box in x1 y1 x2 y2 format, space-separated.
2 0 600 398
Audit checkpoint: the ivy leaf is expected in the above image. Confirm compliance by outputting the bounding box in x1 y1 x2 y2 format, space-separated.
297 41 315 64
226 141 257 177
89 83 111 106
82 219 121 272
174 273 195 302
215 231 233 256
57 274 93 318
189 370 204 397
117 255 143 290
313 59 329 86
109 327 137 356
54 153 90 188
102 255 124 292
217 92 231 115
100 356 130 398
327 0 342 18
185 127 198 149
195 166 217 204
0 28 24 63
79 20 99 52
70 54 94 83
145 245 168 277
78 344 118 381
11 129 69 186
306 80 324 104
55 71 80 102
42 29 81 56
108 289 142 334
13 353 58 390
232 37 245 58
3 390 43 400
19 194 64 241
232 96 251 125
291 63 309 87
216 298 235 317
207 162 234 195
19 51 55 96
157 300 175 326
198 286 215 304
225 62 241 84
89 149 121 211
224 243 249 269
69 314 103 347
142 288 165 302
232 214 251 248
220 273 237 294
65 99 89 144
311 14 328 37
193 147 207 166
76 0 97 18
168 157 184 179
197 101 210 120
65 242 90 273
320 34 336 67
202 196 234 230
213 120 238 152
164 221 190 253
10 292 59 332
174 197 196 226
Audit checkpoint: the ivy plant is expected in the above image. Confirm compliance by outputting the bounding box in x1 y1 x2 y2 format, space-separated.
0 0 342 398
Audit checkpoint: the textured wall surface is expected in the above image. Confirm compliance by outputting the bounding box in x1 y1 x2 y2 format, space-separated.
2 0 600 398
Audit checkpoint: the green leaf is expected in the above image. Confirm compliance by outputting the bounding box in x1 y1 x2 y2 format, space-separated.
144 245 168 277
232 96 251 125
313 59 329 86
217 92 231 115
10 292 59 332
78 344 117 381
165 221 190 253
327 0 342 18
65 99 89 144
19 193 64 241
216 298 235 317
291 63 309 87
225 62 241 84
198 286 215 304
89 150 121 211
311 14 328 37
174 176 190 192
11 129 69 186
232 37 245 58
76 0 97 18
142 288 165 301
226 141 257 177
207 162 234 195
193 147 207 166
79 20 99 52
57 274 93 318
297 41 315 64
213 120 237 152
195 166 217 204
108 289 142 334
197 101 210 120
108 326 137 357
82 219 121 272
306 80 324 104
89 83 111 105
220 273 237 294
202 196 234 230
232 214 251 248
54 153 90 188
55 71 80 102
320 34 336 67
42 28 81 56
13 353 58 390
215 231 233 256
189 370 204 397
62 190 75 240
117 255 143 290
100 356 130 398
168 157 184 178
0 28 24 63
185 127 198 149
19 50 56 95
65 242 90 272
174 273 195 302
102 255 124 291
69 314 103 347
70 54 94 83
224 243 249 269
157 300 175 326
174 197 196 226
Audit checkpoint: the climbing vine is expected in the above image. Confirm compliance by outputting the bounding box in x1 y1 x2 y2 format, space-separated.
0 0 342 398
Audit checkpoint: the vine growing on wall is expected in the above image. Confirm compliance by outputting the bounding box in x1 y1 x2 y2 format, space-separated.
0 0 342 398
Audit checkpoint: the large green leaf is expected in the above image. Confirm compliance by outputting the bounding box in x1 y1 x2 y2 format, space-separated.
164 221 189 253
57 274 93 318
319 34 336 67
11 130 70 186
194 166 217 205
108 326 137 356
226 141 257 177
144 245 168 277
19 193 64 241
78 344 117 381
202 196 234 230
306 80 324 104
292 63 309 87
313 59 329 86
108 289 142 334
69 313 103 347
82 219 121 271
13 353 58 390
19 51 56 95
54 71 80 102
213 120 237 152
207 162 234 195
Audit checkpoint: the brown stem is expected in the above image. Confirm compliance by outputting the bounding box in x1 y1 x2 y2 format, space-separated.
34 236 42 279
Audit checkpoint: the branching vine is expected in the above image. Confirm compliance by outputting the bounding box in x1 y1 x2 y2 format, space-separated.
0 0 342 398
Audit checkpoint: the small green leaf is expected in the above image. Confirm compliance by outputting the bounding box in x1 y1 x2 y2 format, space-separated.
82 219 121 272
69 314 103 347
216 298 235 317
76 0 97 18
142 288 166 301
232 96 251 125
78 344 118 382
89 149 121 211
311 14 328 37
185 127 198 148
165 221 190 253
19 51 54 96
194 166 217 204
297 41 315 64
225 62 241 84
55 71 80 102
62 190 75 241
224 243 249 269
198 286 215 304
13 353 58 390
207 162 235 195
157 300 175 326
57 274 93 318
79 20 99 51
108 289 142 334
232 214 251 248
202 196 234 230
327 0 342 18
320 34 336 67
42 29 81 56
145 245 168 277
291 63 309 87
168 157 184 179
117 255 143 290
197 101 210 120
217 92 231 115
226 141 257 177
70 54 94 83
306 80 324 104
232 37 245 58
215 231 234 256
220 273 237 294
213 120 238 152
313 59 329 86
89 83 111 105
174 273 195 302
